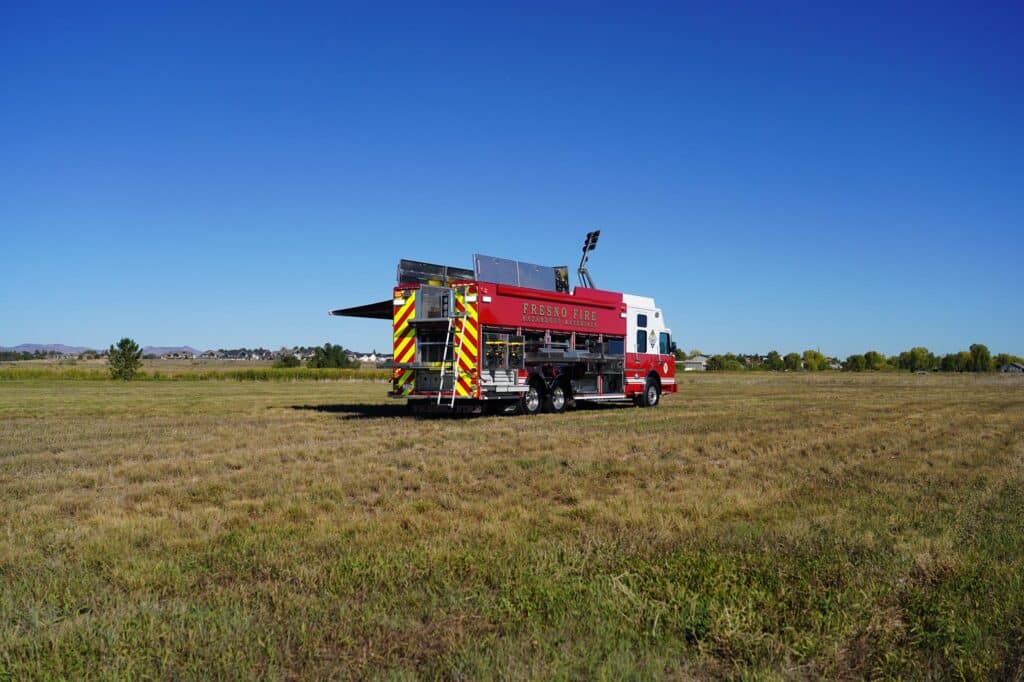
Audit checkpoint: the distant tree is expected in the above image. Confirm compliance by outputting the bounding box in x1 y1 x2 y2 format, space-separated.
863 350 886 371
909 346 935 372
844 354 867 372
688 349 703 359
994 353 1024 369
706 354 743 371
969 344 993 372
274 354 301 368
108 337 143 380
673 348 687 361
307 343 357 369
956 350 973 372
802 349 827 372
783 352 802 371
765 350 784 371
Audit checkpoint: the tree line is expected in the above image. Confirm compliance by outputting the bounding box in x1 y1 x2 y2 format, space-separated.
677 344 1022 372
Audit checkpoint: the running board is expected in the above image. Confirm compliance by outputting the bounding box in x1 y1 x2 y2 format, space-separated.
572 393 631 402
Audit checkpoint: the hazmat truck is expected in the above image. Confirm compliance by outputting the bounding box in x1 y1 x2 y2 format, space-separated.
332 232 677 414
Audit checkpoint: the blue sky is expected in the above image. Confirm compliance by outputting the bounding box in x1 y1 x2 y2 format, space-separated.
2 2 1021 356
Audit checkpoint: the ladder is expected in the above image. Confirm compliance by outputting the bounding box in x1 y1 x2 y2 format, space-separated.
449 310 468 408
436 290 466 406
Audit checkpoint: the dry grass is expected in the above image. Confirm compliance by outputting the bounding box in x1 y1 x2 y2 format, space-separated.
1 373 1023 679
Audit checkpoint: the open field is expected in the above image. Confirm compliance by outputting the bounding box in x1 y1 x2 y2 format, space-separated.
0 360 388 382
1 374 1022 679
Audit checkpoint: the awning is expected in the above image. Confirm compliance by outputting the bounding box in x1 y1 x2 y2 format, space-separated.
329 300 393 319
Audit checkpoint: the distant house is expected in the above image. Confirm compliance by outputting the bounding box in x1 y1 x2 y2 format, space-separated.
1000 362 1024 374
681 355 708 372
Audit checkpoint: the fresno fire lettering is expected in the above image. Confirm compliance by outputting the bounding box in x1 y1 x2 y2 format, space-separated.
520 303 598 328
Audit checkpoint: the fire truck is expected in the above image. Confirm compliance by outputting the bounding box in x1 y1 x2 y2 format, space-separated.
332 231 677 414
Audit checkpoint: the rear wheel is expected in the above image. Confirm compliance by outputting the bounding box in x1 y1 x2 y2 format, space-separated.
640 377 661 407
545 380 569 414
520 380 544 416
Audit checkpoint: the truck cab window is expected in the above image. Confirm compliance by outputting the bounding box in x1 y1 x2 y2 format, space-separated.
637 330 647 354
637 314 647 328
659 332 670 355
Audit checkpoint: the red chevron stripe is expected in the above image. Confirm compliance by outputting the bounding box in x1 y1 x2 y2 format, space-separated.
393 302 414 330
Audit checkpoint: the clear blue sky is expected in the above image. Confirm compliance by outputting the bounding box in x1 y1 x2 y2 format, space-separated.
2 2 1021 357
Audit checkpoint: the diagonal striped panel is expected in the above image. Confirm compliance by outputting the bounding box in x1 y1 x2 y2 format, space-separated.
392 290 416 395
453 285 479 398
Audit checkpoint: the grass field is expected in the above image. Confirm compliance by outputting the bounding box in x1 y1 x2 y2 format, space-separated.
1 373 1022 679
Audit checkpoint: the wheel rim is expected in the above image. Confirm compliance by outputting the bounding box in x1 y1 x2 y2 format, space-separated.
551 386 565 410
526 386 540 412
647 384 658 405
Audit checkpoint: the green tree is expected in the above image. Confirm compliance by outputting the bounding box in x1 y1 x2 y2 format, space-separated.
969 343 993 372
957 350 973 372
802 349 827 372
274 354 301 368
783 352 802 371
844 354 866 371
307 343 357 369
108 337 143 380
908 346 934 372
863 350 886 370
994 353 1024 369
765 350 783 371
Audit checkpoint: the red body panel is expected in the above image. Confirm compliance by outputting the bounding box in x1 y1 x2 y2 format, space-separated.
475 282 626 336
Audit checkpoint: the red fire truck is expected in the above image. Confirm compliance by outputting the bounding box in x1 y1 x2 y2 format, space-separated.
332 232 677 414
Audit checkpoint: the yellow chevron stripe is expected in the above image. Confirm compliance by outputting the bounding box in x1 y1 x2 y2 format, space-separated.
393 291 416 394
393 296 414 326
394 335 414 362
458 335 477 359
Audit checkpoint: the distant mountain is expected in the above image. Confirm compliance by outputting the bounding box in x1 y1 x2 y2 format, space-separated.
1 343 203 356
143 346 199 356
1 343 92 354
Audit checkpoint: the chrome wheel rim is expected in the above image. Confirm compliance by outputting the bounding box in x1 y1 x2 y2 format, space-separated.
526 387 540 412
647 385 658 405
552 386 565 410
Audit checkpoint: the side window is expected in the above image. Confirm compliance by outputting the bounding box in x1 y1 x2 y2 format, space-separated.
636 330 647 354
637 314 648 328
659 332 670 355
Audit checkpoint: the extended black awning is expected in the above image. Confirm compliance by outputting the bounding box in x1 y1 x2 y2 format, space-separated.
329 299 393 319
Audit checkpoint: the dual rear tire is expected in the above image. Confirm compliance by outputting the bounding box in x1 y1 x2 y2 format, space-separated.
519 378 569 415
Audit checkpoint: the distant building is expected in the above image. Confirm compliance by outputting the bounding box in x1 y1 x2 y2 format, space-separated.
1000 362 1024 374
681 355 708 372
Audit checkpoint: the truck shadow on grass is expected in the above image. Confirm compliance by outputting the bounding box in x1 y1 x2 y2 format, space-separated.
289 401 620 420
288 403 494 420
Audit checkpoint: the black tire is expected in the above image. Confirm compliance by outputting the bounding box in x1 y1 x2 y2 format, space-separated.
640 376 661 408
520 379 544 416
544 379 569 414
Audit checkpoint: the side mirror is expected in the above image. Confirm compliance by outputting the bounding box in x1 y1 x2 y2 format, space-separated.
670 342 678 353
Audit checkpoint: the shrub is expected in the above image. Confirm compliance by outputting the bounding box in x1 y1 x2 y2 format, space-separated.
108 337 143 380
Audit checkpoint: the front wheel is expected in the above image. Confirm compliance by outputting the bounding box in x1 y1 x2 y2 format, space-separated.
640 377 661 407
520 380 544 416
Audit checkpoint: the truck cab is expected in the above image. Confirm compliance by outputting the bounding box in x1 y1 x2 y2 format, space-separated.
624 293 675 406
